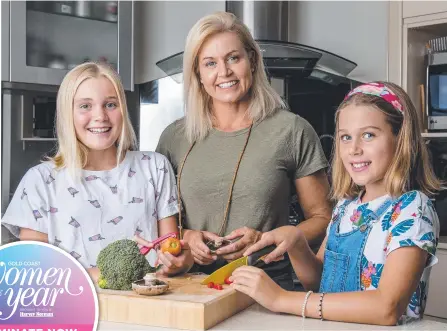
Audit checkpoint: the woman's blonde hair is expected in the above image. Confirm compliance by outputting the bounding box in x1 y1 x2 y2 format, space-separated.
331 81 441 200
183 11 287 142
49 62 137 178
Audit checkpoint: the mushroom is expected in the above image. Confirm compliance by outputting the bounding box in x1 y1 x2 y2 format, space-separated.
132 274 169 296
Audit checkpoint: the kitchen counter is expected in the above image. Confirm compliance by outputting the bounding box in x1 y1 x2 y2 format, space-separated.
97 304 447 331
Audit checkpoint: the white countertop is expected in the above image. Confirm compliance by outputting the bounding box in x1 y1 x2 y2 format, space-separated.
438 236 447 250
97 304 447 331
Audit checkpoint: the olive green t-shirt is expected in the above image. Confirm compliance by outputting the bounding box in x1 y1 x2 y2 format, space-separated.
156 109 328 235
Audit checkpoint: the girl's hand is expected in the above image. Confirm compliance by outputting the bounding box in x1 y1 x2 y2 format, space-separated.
244 226 303 264
87 267 101 283
216 227 262 261
157 240 194 276
230 266 285 313
183 230 219 265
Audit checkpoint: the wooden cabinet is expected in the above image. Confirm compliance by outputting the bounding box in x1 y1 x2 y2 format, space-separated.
425 245 447 319
403 1 447 19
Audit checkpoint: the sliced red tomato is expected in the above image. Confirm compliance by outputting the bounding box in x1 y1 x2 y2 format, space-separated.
224 277 232 285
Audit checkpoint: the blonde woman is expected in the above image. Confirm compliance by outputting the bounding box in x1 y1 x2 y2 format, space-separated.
2 62 193 280
232 82 440 325
156 12 332 289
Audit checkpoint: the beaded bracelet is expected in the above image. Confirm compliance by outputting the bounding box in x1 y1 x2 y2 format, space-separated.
318 292 326 320
301 291 313 318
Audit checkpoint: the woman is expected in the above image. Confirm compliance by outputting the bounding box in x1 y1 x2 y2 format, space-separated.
2 62 194 280
156 12 331 289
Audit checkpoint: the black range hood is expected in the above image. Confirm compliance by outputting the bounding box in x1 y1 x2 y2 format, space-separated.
156 1 356 84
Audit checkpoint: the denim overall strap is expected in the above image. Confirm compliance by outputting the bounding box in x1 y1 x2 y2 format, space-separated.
319 197 394 293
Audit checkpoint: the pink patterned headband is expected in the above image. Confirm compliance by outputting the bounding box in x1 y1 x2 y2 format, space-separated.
343 82 404 115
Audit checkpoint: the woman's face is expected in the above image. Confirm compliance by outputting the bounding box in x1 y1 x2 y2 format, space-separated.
197 32 254 107
73 76 122 152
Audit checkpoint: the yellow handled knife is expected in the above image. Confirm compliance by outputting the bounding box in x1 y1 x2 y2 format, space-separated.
201 245 276 285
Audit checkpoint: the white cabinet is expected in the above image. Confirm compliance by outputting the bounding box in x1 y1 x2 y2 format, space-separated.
425 246 447 319
287 1 389 83
134 1 225 84
403 1 447 19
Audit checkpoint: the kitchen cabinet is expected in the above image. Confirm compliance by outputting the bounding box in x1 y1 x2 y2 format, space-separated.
402 12 447 130
7 1 133 90
287 1 389 83
403 1 447 19
2 1 10 82
425 243 447 319
133 1 225 84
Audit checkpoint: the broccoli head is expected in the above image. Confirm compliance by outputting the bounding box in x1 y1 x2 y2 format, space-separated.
97 239 155 290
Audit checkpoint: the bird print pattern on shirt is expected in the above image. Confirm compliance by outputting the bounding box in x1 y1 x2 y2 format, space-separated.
129 197 143 204
54 237 62 247
128 169 136 177
45 175 55 184
69 217 80 228
85 175 100 182
88 234 105 241
110 185 118 194
107 216 123 225
21 188 27 200
142 154 151 160
68 187 79 197
89 200 101 208
135 227 143 235
33 210 43 221
47 207 58 213
70 251 81 260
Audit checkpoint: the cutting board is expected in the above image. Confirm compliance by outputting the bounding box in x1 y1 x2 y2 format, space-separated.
97 273 255 330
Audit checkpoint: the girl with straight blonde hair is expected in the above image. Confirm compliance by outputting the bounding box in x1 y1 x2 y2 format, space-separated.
3 62 194 281
51 62 136 178
157 12 332 290
231 82 441 325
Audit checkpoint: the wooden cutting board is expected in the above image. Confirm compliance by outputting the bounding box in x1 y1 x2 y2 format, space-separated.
97 273 255 330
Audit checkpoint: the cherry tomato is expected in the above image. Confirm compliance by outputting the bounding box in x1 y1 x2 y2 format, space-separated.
207 282 215 288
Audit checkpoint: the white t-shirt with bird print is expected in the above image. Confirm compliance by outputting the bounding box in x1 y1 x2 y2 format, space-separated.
2 151 179 268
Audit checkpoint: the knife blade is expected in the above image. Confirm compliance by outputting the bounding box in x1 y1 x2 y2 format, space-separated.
200 245 276 285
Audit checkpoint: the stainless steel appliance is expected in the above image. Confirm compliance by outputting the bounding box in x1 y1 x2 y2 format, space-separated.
426 52 447 130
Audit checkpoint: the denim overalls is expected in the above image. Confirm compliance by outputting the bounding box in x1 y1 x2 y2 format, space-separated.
320 197 396 293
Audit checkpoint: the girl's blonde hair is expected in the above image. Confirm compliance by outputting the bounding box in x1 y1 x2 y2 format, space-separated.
331 81 441 200
183 11 287 142
49 62 137 178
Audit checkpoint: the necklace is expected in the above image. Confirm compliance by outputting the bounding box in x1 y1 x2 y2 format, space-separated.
176 124 253 239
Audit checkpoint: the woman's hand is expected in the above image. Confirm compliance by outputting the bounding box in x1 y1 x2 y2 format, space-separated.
244 225 303 264
183 230 219 265
215 227 262 261
230 266 285 313
157 240 194 276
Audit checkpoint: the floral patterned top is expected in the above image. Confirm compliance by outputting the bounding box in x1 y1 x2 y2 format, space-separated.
332 191 439 321
2 151 179 268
